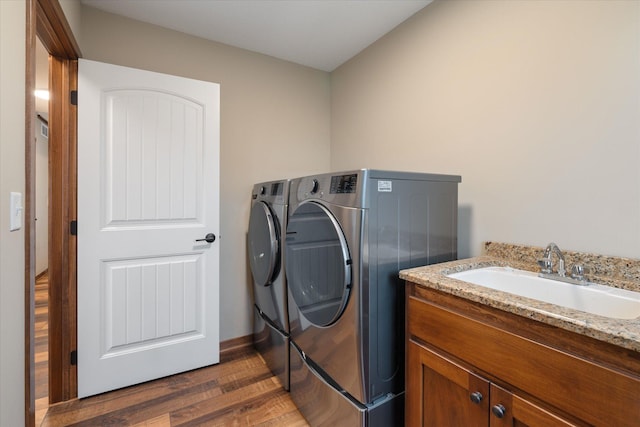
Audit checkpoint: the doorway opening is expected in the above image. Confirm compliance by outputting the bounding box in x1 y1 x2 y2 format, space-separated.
26 1 80 425
34 36 50 425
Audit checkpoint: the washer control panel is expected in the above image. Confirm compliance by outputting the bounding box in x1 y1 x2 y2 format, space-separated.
270 181 284 196
252 180 289 204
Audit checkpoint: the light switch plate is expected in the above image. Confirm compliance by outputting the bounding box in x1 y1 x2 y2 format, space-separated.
10 192 23 231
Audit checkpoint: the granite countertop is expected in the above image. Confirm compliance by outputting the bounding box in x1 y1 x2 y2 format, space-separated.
399 242 640 353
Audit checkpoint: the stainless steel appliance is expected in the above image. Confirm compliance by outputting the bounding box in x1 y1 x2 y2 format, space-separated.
248 180 290 390
285 169 461 426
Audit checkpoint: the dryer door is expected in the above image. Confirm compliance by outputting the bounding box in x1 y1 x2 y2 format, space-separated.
285 201 351 327
248 201 280 287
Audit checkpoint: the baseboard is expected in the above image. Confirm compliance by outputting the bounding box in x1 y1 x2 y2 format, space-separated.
220 334 253 357
36 269 49 280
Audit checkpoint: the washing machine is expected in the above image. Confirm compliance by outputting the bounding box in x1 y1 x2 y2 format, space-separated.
248 179 290 390
285 169 461 426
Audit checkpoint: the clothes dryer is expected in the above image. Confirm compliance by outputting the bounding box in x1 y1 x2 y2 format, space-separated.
248 180 290 390
285 169 461 426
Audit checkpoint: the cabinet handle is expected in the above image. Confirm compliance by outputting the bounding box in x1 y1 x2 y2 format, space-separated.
469 391 483 404
491 404 506 418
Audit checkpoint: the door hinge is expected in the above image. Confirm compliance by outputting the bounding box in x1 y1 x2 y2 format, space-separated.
70 350 77 366
70 220 77 235
70 90 78 106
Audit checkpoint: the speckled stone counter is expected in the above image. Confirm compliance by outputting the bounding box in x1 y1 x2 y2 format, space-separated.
399 242 640 352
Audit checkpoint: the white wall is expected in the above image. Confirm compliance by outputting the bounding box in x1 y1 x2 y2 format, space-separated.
331 0 640 259
0 1 26 425
59 0 82 43
79 6 332 341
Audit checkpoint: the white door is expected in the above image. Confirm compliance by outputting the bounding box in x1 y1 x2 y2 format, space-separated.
77 59 220 398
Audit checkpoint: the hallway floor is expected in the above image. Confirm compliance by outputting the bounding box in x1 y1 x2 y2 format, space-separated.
35 271 49 426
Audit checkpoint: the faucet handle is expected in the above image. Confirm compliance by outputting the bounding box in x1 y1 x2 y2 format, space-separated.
537 258 552 274
557 259 566 277
570 264 589 281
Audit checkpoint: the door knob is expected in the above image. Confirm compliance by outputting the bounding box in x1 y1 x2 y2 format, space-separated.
196 233 216 243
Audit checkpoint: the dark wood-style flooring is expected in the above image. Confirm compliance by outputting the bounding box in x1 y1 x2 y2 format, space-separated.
36 273 309 426
35 271 50 426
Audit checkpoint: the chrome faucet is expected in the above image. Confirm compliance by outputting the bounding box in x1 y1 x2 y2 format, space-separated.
537 242 589 285
540 242 566 277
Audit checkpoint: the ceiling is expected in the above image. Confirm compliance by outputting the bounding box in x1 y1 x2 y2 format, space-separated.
80 0 432 72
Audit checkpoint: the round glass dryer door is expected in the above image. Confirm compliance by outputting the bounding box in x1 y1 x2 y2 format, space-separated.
285 201 351 327
248 201 280 287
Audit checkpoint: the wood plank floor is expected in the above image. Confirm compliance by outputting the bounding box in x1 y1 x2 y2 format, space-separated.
35 271 50 426
37 272 309 426
42 346 309 426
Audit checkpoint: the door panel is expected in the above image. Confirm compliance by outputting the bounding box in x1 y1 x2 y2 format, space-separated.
407 340 489 427
105 90 203 225
78 59 220 398
285 201 351 327
248 201 279 287
103 256 202 351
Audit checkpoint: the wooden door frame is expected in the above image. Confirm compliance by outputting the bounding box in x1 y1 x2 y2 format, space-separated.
25 0 80 425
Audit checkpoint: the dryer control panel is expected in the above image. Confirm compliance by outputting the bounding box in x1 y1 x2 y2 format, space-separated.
294 172 364 207
330 174 358 194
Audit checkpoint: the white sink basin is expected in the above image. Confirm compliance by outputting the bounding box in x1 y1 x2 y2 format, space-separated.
448 266 640 320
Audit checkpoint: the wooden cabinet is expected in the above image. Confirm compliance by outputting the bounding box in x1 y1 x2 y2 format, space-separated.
406 283 640 427
488 383 577 427
408 340 578 427
407 339 488 426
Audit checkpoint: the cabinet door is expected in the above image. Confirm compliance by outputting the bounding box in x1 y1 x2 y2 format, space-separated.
489 384 580 427
407 340 489 427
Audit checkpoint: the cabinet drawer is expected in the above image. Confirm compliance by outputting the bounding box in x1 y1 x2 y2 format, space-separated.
408 294 640 427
